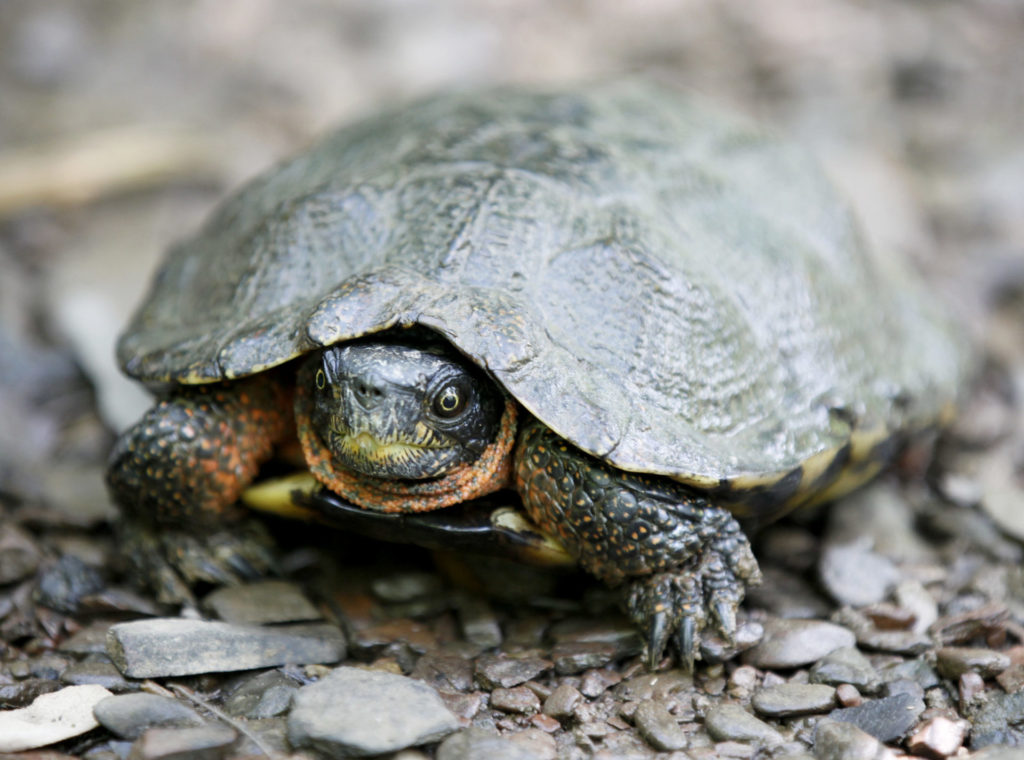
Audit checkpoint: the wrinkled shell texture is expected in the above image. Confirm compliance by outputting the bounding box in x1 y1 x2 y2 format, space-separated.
118 82 963 484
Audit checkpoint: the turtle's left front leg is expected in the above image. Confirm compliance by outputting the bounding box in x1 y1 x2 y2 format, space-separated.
515 421 761 670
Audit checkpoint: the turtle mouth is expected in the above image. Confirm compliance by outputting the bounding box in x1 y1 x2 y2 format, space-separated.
328 429 461 480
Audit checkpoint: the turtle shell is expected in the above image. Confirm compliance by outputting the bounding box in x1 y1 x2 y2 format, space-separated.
118 81 965 496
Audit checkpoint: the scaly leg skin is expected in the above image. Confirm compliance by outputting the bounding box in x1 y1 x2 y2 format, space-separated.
515 420 762 670
106 375 290 603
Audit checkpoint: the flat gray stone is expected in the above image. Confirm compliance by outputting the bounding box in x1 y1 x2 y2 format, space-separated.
224 670 300 719
0 684 112 752
935 646 1012 680
634 699 688 751
743 619 855 669
491 686 540 714
819 537 899 607
437 728 535 760
551 641 616 675
287 666 459 757
475 653 551 689
130 724 237 760
828 692 925 742
0 524 41 584
106 618 345 677
813 719 897 760
968 690 1024 748
705 702 784 745
809 647 882 694
751 684 837 718
543 683 582 719
60 660 136 692
59 622 115 654
93 693 205 739
202 580 320 625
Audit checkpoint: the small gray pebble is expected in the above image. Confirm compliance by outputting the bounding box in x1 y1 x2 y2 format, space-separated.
634 699 688 751
936 646 1012 680
60 661 136 693
93 693 204 740
809 647 881 694
34 555 104 614
813 719 893 760
743 619 855 669
490 686 540 714
752 684 836 718
819 537 899 607
437 728 535 760
224 670 299 719
543 683 581 719
475 653 551 689
551 641 616 675
828 692 924 742
705 702 784 745
128 724 236 760
202 580 320 625
288 666 459 756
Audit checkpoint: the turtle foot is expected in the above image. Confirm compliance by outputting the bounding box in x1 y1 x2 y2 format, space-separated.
625 525 761 671
118 518 279 605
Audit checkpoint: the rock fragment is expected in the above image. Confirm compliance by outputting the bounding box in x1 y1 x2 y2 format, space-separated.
0 684 112 752
287 666 459 756
819 537 899 606
809 647 881 693
704 702 784 745
634 699 688 751
93 693 204 739
906 716 970 759
827 692 924 742
106 618 345 677
475 653 551 689
935 646 1012 680
436 728 535 760
542 682 581 720
202 580 320 624
751 683 836 718
743 618 854 669
551 640 617 674
59 660 135 692
223 670 300 719
129 724 237 760
813 719 897 760
491 686 540 714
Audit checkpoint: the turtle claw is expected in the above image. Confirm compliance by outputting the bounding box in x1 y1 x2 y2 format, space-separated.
625 523 760 671
676 615 697 672
712 598 737 644
646 609 671 669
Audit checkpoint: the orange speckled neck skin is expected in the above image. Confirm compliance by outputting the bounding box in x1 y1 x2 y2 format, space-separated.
295 388 518 513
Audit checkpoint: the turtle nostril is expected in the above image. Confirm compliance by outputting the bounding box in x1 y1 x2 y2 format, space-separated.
352 379 386 409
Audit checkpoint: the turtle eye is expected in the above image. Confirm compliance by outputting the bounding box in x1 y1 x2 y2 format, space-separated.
315 369 326 390
431 382 468 418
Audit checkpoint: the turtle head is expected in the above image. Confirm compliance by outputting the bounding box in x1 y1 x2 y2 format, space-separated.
307 341 504 479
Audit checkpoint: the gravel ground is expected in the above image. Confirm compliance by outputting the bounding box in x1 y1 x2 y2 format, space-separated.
1 2 1023 758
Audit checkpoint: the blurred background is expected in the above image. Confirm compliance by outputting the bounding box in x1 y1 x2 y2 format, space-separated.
0 0 1022 511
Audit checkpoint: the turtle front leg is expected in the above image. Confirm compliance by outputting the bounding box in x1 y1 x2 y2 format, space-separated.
106 375 290 602
515 421 761 670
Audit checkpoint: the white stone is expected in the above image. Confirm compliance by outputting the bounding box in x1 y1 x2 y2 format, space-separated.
0 684 113 752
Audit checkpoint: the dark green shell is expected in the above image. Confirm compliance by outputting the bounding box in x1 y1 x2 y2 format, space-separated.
118 82 965 494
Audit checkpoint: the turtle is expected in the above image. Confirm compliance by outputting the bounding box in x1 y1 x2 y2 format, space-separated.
106 81 965 669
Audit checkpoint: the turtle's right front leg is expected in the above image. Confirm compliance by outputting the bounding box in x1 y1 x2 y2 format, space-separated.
106 376 290 602
515 420 762 670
